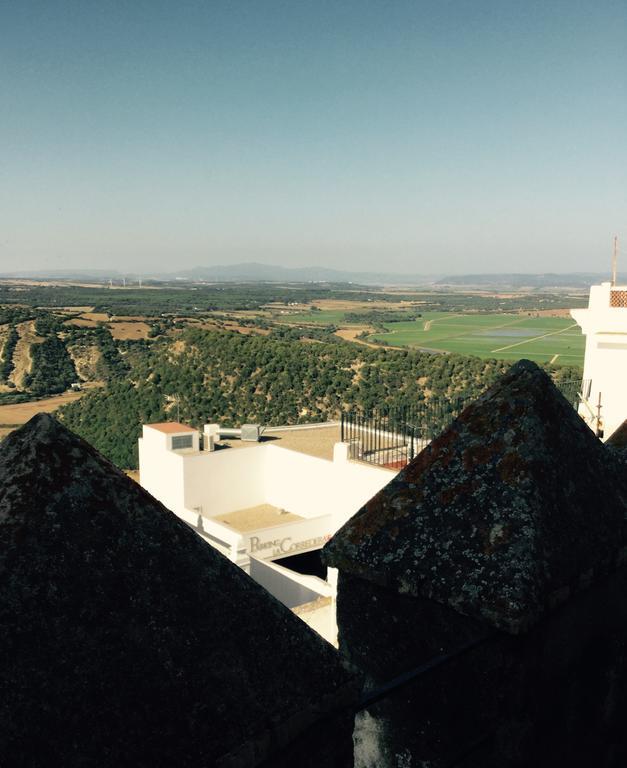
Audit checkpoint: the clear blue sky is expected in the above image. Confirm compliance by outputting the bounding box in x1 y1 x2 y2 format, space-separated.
1 0 625 275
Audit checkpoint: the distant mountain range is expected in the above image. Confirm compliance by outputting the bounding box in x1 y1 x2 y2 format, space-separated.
167 263 439 285
0 262 621 289
434 273 625 289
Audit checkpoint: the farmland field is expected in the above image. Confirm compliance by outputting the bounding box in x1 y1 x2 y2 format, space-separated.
0 384 101 431
369 312 584 365
274 309 350 325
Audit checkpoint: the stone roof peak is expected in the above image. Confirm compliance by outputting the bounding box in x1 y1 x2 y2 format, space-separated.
323 360 627 634
0 414 355 766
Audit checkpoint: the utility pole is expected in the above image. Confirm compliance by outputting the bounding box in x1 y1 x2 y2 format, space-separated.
612 235 618 286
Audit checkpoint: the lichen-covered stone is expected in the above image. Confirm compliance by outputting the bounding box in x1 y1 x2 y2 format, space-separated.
0 414 357 767
323 360 627 634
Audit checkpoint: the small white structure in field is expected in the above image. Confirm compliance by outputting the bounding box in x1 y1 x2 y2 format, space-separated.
138 421 396 643
571 282 627 440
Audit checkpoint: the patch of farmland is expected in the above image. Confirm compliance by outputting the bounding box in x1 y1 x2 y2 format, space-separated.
369 312 585 365
109 322 152 340
0 384 101 432
63 318 100 328
79 312 110 322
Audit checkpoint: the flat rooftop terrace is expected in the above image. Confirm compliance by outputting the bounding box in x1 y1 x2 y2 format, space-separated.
216 504 303 532
216 422 341 461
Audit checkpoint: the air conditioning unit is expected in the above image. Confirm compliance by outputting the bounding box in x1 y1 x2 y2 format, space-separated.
241 424 261 442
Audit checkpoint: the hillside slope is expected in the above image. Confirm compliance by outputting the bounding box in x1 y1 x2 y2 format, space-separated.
59 327 581 469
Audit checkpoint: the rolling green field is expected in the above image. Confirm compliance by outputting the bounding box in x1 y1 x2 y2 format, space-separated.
370 313 584 365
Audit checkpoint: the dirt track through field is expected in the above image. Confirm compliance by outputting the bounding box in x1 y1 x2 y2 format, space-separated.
334 328 389 349
423 313 463 331
9 322 44 389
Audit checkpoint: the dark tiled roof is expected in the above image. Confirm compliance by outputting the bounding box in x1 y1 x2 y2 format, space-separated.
323 360 627 635
0 414 355 767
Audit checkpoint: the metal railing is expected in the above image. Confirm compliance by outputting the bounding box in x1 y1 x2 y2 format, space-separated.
341 397 469 469
558 378 590 409
341 379 585 469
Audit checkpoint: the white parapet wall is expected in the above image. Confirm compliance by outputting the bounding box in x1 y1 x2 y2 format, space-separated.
249 556 338 645
139 422 396 571
262 445 395 531
182 445 268 518
571 282 627 439
249 556 334 609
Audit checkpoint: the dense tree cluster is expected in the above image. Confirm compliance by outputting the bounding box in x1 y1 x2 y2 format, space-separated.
25 336 77 396
94 327 130 378
269 325 340 342
0 283 586 317
0 327 19 382
58 381 165 468
34 314 64 336
344 310 423 325
0 307 37 325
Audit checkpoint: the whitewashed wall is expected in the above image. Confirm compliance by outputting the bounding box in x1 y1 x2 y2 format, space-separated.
249 556 332 608
263 445 395 526
181 447 266 517
572 282 627 439
138 429 187 516
140 434 395 566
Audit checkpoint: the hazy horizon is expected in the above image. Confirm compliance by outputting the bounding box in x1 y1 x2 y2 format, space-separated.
2 1 625 275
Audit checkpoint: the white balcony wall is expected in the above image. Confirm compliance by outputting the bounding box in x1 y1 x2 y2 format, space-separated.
249 556 333 608
180 447 266 518
263 445 394 524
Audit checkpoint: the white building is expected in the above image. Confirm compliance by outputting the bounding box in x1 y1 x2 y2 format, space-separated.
139 421 397 644
571 282 627 440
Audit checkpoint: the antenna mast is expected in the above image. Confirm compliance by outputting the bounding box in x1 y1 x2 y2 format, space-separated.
612 235 618 286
